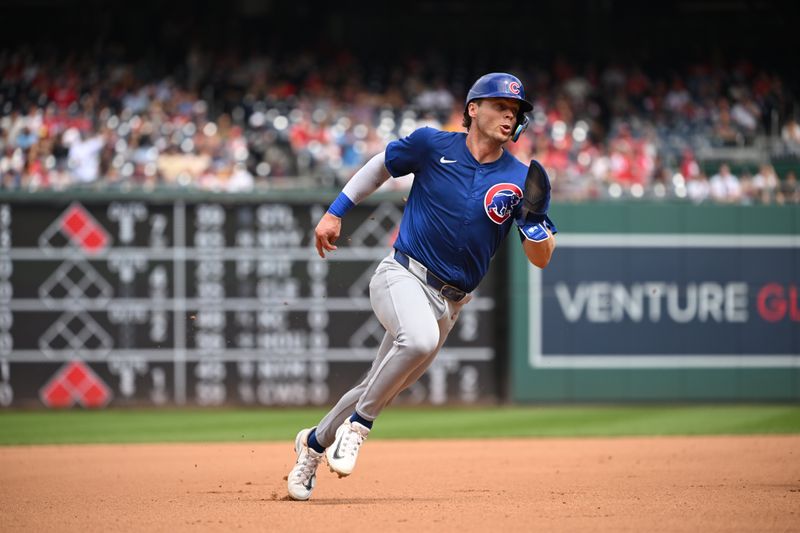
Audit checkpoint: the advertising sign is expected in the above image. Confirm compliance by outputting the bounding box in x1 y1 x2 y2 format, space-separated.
530 234 800 368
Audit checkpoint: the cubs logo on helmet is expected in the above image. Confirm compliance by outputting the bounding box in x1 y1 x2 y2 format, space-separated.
484 183 523 224
465 73 533 113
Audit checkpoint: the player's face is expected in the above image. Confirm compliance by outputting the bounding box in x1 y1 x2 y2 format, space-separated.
472 98 520 144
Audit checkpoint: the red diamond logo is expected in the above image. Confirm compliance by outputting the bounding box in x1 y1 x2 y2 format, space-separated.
40 203 111 255
82 383 109 408
82 229 107 252
39 361 112 408
42 381 73 408
62 207 88 238
39 202 113 256
64 364 88 388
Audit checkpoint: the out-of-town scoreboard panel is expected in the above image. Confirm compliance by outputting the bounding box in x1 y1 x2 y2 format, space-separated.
1 200 497 408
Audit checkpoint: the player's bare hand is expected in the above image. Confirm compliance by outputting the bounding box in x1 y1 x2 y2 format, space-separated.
315 212 342 258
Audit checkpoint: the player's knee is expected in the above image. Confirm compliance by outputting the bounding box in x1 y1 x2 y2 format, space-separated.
399 327 440 360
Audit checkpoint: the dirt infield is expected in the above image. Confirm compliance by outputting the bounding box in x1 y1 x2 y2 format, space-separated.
1 436 798 532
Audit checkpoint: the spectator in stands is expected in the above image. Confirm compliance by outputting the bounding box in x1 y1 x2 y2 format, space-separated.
752 164 780 204
0 46 796 204
782 118 800 154
738 170 756 205
679 149 701 180
777 170 800 204
15 126 37 150
709 164 742 203
66 130 106 184
713 100 742 146
415 79 455 120
665 78 691 115
687 172 711 204
730 94 760 143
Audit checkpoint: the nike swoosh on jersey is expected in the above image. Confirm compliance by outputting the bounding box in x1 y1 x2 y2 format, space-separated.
439 156 457 164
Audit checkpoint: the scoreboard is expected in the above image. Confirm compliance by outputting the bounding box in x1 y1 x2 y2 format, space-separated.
0 197 498 408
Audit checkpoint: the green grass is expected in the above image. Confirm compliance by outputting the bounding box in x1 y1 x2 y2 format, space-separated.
1 406 799 446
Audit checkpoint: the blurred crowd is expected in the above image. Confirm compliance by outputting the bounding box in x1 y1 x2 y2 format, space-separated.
1 48 799 205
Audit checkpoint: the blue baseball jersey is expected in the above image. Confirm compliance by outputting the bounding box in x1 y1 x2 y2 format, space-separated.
385 127 533 293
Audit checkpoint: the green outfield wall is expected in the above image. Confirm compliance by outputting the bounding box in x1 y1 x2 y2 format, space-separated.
509 203 800 402
2 189 798 407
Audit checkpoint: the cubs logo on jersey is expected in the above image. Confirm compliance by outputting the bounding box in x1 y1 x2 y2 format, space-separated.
484 183 523 224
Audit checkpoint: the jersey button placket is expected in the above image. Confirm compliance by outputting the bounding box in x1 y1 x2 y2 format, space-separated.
459 168 482 253
470 167 484 225
453 166 475 246
462 169 482 239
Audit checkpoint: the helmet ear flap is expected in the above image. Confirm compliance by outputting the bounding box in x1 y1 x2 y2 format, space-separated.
512 114 530 142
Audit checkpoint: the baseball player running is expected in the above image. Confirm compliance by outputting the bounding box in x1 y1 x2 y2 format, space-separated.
287 72 556 501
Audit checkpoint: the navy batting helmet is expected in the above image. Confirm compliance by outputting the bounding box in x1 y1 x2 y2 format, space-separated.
466 72 533 112
465 72 532 142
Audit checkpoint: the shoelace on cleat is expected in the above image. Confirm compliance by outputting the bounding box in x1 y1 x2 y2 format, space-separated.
340 425 367 457
293 451 323 482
